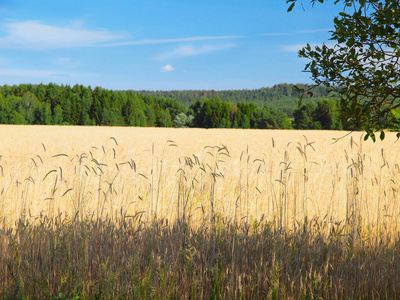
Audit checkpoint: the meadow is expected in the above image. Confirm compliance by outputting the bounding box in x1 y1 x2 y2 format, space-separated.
1 125 400 299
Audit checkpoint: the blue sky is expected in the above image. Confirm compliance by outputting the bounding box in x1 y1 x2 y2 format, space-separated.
0 0 341 91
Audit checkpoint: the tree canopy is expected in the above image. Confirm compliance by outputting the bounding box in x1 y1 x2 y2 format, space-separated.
0 83 300 129
287 0 400 141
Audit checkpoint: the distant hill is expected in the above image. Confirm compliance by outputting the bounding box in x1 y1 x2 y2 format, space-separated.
134 83 333 117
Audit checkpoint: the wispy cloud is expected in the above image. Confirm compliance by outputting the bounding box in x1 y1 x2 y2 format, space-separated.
160 65 175 72
283 44 308 52
101 35 245 47
155 44 237 60
258 32 291 37
0 20 126 49
258 28 332 37
296 28 333 34
0 20 245 50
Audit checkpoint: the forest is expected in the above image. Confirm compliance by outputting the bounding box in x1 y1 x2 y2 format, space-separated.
0 83 345 130
138 83 331 117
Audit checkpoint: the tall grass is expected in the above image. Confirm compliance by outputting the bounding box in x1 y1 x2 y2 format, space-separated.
2 215 400 299
1 125 400 298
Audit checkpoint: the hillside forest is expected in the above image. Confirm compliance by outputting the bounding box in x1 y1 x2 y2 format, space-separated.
0 83 349 130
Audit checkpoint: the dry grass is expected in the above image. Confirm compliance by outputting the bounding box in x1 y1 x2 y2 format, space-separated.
1 125 400 298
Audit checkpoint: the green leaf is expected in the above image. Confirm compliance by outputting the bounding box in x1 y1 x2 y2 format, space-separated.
298 94 304 108
287 2 295 12
370 132 376 142
380 131 385 141
391 108 400 119
364 132 376 142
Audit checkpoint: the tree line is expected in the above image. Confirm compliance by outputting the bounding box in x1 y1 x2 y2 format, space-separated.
0 83 345 130
0 83 185 127
138 83 331 118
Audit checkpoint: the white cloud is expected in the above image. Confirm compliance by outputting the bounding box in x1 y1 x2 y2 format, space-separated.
0 20 245 50
160 65 175 72
258 32 291 37
101 35 245 47
258 28 332 37
0 20 126 49
296 28 333 34
155 44 237 60
283 44 307 52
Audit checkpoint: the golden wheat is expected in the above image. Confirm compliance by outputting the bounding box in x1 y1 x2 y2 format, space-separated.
2 125 400 298
1 125 400 232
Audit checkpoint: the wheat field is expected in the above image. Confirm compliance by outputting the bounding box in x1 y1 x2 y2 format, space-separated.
2 125 400 231
1 125 400 298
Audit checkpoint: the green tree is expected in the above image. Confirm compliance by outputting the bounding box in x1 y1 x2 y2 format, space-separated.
145 106 156 127
42 103 53 125
22 92 39 124
293 102 316 129
79 87 93 125
102 108 126 126
61 97 73 125
34 102 52 125
136 110 147 127
287 0 400 140
313 98 342 130
191 97 233 128
91 98 103 125
53 105 64 125
253 106 277 129
190 100 204 128
12 111 27 124
122 95 137 126
277 112 293 129
159 108 173 127
174 112 194 128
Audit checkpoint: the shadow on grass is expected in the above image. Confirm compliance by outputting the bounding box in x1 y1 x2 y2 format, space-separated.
1 215 399 299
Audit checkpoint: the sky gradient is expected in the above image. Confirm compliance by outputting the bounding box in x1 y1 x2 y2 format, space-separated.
0 0 342 91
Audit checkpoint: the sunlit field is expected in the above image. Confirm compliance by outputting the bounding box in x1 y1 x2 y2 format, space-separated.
1 125 400 298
